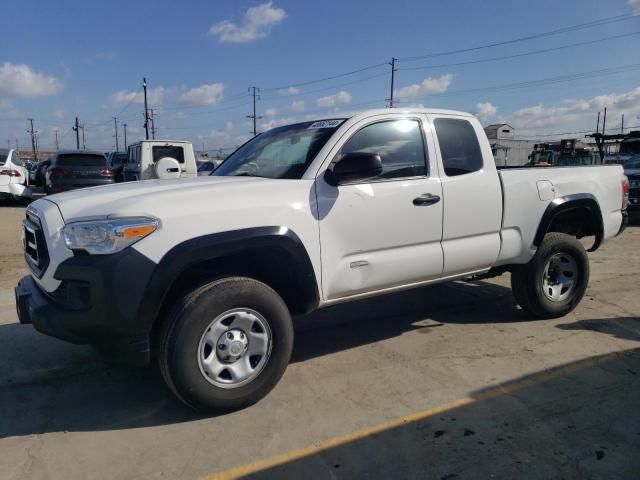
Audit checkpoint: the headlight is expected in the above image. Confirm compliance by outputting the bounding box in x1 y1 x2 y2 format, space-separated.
63 217 159 254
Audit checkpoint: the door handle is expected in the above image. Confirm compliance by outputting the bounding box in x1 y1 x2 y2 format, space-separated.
413 193 441 206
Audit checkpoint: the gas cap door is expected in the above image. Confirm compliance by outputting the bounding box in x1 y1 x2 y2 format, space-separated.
536 180 556 201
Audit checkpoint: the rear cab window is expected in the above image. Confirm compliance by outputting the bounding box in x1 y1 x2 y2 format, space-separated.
153 146 184 163
434 118 483 176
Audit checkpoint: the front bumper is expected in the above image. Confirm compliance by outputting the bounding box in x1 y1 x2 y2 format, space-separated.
15 247 157 365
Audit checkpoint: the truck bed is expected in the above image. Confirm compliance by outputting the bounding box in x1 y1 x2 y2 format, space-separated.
495 165 625 265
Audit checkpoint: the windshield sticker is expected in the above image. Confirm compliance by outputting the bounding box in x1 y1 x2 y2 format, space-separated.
308 119 344 129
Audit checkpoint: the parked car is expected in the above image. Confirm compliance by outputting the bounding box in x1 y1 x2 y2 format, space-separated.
624 154 640 209
34 158 51 187
28 162 39 185
0 148 31 202
197 160 221 176
107 152 128 182
44 150 114 194
15 108 628 412
123 140 197 181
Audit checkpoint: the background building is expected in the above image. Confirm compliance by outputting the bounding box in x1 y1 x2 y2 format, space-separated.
484 123 537 167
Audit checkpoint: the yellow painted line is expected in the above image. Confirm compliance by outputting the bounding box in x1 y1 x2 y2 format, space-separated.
202 397 474 480
202 350 628 480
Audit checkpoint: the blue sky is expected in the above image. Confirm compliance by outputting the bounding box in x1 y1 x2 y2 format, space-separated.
1 0 639 153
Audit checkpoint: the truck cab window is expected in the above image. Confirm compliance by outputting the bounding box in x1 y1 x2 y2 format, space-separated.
339 119 427 181
434 118 483 176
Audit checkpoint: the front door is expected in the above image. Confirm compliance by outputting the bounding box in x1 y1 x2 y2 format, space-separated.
316 115 444 301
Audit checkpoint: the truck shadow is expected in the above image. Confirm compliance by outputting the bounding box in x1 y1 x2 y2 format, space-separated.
234 348 640 479
557 316 640 342
0 279 625 439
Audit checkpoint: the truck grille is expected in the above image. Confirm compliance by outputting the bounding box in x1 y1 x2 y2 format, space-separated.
23 209 49 277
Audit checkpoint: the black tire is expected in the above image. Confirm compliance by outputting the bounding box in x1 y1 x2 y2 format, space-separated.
157 277 293 412
511 232 589 319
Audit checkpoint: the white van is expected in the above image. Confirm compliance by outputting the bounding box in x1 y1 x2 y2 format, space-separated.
123 140 197 182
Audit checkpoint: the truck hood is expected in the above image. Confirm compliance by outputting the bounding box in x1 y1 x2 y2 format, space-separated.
42 176 294 221
624 168 640 178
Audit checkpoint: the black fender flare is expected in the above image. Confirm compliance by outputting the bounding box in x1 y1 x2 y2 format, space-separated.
533 193 604 252
137 226 320 328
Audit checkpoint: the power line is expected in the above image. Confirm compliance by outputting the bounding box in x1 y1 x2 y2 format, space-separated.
261 62 388 93
401 31 640 72
396 62 640 101
399 13 634 62
259 71 389 102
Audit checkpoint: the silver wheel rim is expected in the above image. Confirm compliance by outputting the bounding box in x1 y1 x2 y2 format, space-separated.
197 308 272 389
541 253 578 302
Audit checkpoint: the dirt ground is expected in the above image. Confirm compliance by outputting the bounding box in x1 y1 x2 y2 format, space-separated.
0 204 639 480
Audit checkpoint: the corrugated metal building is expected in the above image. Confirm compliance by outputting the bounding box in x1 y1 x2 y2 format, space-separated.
484 123 537 167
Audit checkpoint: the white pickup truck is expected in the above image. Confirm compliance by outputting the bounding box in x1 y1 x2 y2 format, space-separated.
15 109 628 412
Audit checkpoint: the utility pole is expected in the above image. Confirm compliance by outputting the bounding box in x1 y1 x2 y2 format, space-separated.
122 123 128 151
388 57 397 108
81 125 86 150
247 87 261 137
602 107 607 136
73 116 80 149
143 77 149 140
621 114 625 135
113 117 119 151
148 109 156 139
27 118 38 162
15 139 19 150
55 130 59 150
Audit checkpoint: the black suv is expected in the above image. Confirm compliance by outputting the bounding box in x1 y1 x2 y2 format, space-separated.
45 151 115 194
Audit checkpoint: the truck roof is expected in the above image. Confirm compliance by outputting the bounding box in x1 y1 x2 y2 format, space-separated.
318 107 475 122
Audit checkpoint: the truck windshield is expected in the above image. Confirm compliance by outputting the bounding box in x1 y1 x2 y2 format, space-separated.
213 120 345 179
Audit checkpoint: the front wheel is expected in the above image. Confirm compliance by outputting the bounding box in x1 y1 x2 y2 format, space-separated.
511 232 589 319
157 277 293 412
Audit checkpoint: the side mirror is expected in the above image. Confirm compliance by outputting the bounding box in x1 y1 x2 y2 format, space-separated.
325 152 382 186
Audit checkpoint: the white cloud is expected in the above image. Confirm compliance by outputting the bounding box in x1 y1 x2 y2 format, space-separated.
0 98 23 118
208 2 286 44
264 107 277 117
200 120 234 143
278 86 301 96
0 62 62 97
260 116 295 131
316 91 352 108
290 100 305 112
474 102 498 123
395 74 453 99
108 86 164 107
629 0 640 15
179 83 225 106
508 86 640 135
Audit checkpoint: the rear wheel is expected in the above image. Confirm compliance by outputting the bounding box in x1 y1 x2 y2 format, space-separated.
157 277 293 412
511 233 589 318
